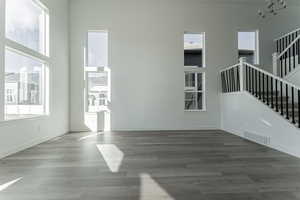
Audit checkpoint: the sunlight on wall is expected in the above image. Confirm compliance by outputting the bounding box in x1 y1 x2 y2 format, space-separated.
96 144 124 173
0 177 22 192
104 110 111 131
85 112 98 132
139 174 174 200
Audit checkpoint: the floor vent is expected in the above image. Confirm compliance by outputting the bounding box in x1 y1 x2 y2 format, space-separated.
244 131 270 145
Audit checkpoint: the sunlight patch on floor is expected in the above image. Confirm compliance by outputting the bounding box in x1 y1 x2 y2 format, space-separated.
85 113 98 132
140 173 175 200
0 178 22 192
96 144 124 173
78 132 103 141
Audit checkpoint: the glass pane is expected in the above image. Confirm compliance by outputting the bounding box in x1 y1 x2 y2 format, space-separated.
197 92 203 110
185 72 195 88
87 72 108 112
238 32 256 64
197 73 203 91
184 33 203 67
185 92 196 110
238 32 256 50
87 32 108 67
5 49 45 120
6 0 47 54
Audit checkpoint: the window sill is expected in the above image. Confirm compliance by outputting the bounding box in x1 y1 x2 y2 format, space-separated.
0 115 50 126
184 66 205 71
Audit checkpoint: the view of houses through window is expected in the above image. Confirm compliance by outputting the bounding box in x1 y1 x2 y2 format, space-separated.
85 31 109 113
184 33 206 111
86 71 108 112
4 0 49 120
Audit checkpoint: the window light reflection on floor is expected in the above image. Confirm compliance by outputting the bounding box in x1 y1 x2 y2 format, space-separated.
0 177 22 192
78 132 103 141
96 144 124 173
139 173 175 200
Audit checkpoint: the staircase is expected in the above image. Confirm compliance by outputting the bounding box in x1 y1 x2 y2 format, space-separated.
273 28 300 78
221 58 300 128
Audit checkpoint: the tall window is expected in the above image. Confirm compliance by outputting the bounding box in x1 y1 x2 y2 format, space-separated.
184 33 206 111
238 31 259 65
86 31 108 67
4 0 49 120
85 31 109 113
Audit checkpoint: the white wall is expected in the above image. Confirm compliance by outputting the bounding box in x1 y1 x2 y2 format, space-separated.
0 0 69 158
221 92 300 158
70 0 265 131
0 0 4 122
285 66 300 87
258 1 300 72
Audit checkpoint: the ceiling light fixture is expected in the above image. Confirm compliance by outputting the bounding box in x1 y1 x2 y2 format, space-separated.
258 0 287 18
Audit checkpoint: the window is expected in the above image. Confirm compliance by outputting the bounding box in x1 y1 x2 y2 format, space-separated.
4 0 49 120
184 33 206 111
86 71 108 112
184 33 205 68
6 0 49 55
85 31 109 113
184 72 205 111
5 49 46 120
86 31 108 67
238 31 259 65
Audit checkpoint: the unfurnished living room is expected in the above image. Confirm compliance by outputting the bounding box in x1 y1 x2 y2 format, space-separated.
2 0 300 199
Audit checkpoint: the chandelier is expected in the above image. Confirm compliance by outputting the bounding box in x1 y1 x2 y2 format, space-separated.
258 0 287 18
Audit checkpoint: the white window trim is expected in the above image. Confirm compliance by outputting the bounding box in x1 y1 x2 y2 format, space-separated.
184 70 206 112
5 0 50 57
184 32 206 68
184 32 206 112
84 68 110 113
4 47 50 120
237 30 260 65
3 0 50 121
84 30 110 114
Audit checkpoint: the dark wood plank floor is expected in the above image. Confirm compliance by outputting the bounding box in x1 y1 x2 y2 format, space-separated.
1 130 300 200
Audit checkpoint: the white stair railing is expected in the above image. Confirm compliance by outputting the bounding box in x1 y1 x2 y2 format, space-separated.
221 58 300 127
273 29 300 77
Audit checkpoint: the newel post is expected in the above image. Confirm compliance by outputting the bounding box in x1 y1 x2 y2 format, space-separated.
239 57 246 92
273 52 278 76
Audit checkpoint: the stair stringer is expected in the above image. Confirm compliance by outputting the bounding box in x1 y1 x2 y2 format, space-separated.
221 91 300 158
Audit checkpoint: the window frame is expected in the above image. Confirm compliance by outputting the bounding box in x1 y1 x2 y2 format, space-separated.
85 30 108 68
5 0 50 57
184 32 206 69
84 30 110 113
85 69 109 113
184 32 206 112
3 0 50 121
237 30 260 65
184 70 206 112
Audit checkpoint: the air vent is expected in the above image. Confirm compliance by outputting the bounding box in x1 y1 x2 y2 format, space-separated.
244 131 270 145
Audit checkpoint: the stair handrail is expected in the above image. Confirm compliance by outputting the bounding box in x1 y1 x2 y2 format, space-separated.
220 58 300 92
245 62 300 91
219 63 240 73
276 35 300 60
274 28 300 42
